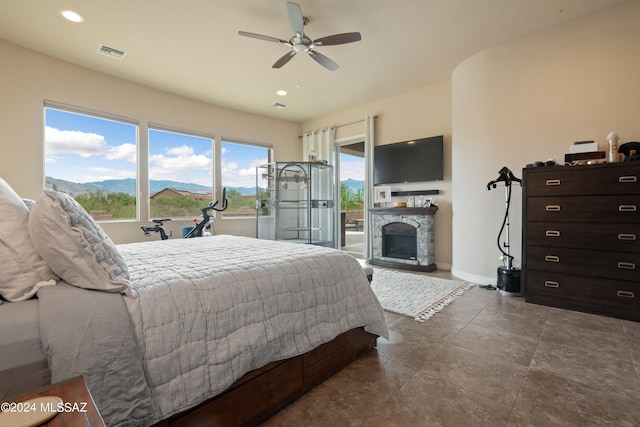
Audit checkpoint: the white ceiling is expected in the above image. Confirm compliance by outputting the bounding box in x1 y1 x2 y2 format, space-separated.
0 0 634 122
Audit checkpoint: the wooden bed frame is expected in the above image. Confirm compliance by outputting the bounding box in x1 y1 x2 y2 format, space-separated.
152 327 377 427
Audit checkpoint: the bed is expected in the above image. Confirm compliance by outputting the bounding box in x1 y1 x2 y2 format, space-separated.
0 180 388 427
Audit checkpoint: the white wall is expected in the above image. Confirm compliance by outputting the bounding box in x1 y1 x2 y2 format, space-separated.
451 1 640 284
0 39 301 244
303 80 454 269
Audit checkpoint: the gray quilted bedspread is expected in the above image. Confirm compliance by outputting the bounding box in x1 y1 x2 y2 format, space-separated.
118 235 388 424
38 283 154 427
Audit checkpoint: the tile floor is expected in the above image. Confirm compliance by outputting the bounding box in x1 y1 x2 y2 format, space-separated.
262 270 640 426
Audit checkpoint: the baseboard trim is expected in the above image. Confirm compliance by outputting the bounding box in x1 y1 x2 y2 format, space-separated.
435 262 451 271
450 267 495 286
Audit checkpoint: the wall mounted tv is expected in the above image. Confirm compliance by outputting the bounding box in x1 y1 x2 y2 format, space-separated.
374 135 444 185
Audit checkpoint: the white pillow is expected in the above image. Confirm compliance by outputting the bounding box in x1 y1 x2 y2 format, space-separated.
28 189 131 296
0 178 58 301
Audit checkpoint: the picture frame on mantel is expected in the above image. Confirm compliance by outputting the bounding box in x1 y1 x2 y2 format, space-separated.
374 186 391 206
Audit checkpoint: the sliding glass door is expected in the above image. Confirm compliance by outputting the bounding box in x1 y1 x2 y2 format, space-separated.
336 140 365 258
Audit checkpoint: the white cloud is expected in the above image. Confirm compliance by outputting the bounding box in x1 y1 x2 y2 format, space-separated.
82 166 136 182
149 144 213 185
221 160 239 176
166 145 194 156
106 143 136 162
237 157 267 177
45 126 136 163
222 157 267 188
149 145 212 173
45 126 105 157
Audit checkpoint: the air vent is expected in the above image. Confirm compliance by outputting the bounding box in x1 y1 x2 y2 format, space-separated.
97 44 126 60
268 102 286 109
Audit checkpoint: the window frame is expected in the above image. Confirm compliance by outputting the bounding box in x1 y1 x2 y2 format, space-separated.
220 137 273 219
43 101 140 222
147 124 216 221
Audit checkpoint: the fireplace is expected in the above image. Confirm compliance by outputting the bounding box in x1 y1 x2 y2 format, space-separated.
370 207 438 272
382 222 417 260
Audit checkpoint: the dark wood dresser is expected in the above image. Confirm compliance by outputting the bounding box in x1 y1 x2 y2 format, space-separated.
522 162 640 321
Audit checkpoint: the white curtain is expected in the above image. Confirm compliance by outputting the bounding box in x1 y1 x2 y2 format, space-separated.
302 127 335 164
363 115 375 259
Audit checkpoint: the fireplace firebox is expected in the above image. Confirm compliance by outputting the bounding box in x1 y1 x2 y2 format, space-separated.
370 207 438 272
382 222 417 260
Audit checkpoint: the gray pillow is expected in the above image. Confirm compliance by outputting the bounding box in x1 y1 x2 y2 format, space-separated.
28 190 131 295
0 178 58 301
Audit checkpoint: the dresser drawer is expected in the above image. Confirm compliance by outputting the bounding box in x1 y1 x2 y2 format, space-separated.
525 270 640 321
526 245 639 282
525 164 640 196
526 195 640 223
526 222 640 252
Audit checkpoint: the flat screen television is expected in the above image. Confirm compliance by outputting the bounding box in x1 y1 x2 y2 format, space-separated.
374 135 443 185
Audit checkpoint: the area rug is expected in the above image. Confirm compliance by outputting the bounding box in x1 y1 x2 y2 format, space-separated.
370 268 474 322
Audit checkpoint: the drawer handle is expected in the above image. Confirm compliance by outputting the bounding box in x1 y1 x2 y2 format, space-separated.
545 205 561 212
619 176 638 183
617 291 635 299
545 255 560 263
545 230 561 237
544 281 560 288
619 233 637 241
619 205 637 212
617 262 636 270
545 179 561 186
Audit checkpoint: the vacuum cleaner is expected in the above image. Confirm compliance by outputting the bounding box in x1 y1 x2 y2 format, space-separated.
486 167 522 294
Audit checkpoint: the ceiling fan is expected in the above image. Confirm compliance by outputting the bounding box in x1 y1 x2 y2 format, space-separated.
238 2 361 71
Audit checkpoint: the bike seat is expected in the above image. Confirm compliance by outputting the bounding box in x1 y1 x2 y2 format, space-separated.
152 218 172 224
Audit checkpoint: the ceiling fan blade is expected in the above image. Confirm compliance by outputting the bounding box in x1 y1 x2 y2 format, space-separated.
287 2 305 37
308 51 339 71
238 31 289 45
313 32 362 46
273 51 296 68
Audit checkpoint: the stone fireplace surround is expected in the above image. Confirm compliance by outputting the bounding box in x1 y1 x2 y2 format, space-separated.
369 207 438 272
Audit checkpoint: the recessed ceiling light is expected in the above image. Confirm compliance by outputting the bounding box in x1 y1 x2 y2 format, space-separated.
61 10 84 23
276 90 287 96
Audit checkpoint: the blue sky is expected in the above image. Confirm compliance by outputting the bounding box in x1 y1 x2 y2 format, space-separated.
339 152 364 182
45 108 269 188
45 108 137 183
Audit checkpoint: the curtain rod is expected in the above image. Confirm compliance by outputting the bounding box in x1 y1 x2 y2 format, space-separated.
299 115 378 139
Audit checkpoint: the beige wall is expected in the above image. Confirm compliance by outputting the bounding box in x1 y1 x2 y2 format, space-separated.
0 39 301 244
2 1 638 275
303 80 454 269
451 1 640 284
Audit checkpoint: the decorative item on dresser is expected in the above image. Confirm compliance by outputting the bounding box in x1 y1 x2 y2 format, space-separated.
522 162 640 321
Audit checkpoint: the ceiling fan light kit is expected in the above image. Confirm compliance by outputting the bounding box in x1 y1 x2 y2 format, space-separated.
238 1 361 71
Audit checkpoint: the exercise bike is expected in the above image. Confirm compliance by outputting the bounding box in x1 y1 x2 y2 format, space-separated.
141 188 228 240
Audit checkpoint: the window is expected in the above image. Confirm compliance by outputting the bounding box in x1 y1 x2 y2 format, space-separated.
221 139 271 217
44 106 138 220
148 128 213 219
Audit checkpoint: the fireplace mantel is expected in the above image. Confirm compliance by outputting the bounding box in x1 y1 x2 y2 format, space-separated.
369 206 438 272
370 206 438 215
